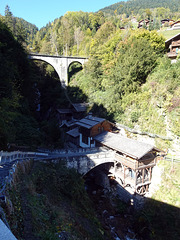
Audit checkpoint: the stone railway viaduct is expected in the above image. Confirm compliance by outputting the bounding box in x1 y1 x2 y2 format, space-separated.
28 54 88 87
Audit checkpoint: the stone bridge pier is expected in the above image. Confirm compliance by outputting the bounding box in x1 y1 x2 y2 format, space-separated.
28 54 88 87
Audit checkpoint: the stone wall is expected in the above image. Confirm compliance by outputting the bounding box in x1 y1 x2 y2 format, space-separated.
0 159 34 240
40 150 115 175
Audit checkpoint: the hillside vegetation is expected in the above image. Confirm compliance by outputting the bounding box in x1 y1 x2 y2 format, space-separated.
69 28 180 149
6 160 180 240
0 20 69 150
7 161 107 240
1 3 180 150
100 0 180 17
0 2 180 240
0 5 38 48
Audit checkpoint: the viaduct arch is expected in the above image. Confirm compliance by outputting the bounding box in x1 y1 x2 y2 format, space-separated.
28 54 88 88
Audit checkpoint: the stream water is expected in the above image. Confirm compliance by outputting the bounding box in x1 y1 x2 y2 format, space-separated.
84 166 138 240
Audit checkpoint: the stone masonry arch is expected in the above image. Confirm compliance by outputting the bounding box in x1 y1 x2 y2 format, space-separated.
68 61 83 83
28 54 88 88
65 150 115 175
82 161 114 177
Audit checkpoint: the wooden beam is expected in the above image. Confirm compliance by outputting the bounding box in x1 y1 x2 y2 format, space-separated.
149 167 152 181
142 169 145 184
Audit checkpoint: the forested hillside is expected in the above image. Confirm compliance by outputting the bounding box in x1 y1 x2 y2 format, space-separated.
69 28 180 149
1 2 180 151
100 0 180 17
28 6 179 149
0 19 68 150
0 3 180 239
0 5 38 48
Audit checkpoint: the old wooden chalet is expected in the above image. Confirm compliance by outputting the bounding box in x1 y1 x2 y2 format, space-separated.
66 114 114 148
165 33 180 61
66 114 162 195
56 102 88 126
94 131 162 195
71 103 88 119
138 19 152 28
161 19 175 27
56 109 73 122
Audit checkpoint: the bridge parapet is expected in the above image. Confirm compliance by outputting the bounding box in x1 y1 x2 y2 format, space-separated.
0 148 116 194
45 150 115 175
0 151 48 165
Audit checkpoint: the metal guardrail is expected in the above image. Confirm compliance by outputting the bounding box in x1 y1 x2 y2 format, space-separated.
163 156 180 163
0 147 110 165
0 151 49 165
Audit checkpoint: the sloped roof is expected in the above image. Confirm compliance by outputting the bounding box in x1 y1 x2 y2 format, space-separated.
57 109 73 114
171 20 180 27
161 18 173 22
76 116 105 129
66 127 80 137
165 32 180 48
139 19 149 23
94 131 160 160
72 103 88 112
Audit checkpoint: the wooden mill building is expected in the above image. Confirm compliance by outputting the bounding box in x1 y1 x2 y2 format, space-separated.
94 131 162 195
66 114 162 195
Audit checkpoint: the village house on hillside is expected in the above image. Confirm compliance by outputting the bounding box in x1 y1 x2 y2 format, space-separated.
138 18 175 29
170 20 180 30
161 18 175 27
138 19 153 28
165 33 180 62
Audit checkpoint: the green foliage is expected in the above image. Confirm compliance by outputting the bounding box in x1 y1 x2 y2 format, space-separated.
71 29 163 119
112 37 157 92
0 20 68 149
7 162 105 240
131 111 140 123
0 20 34 148
31 11 106 56
100 0 180 19
153 160 180 207
3 5 38 47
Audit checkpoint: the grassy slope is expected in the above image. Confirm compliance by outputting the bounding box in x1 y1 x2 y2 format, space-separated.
158 28 180 40
153 159 180 207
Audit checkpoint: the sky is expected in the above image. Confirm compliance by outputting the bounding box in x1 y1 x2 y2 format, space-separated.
0 0 120 29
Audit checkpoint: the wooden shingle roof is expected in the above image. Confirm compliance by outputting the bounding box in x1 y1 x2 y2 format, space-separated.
76 116 105 129
72 103 88 112
57 109 73 114
94 131 160 160
66 127 80 137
